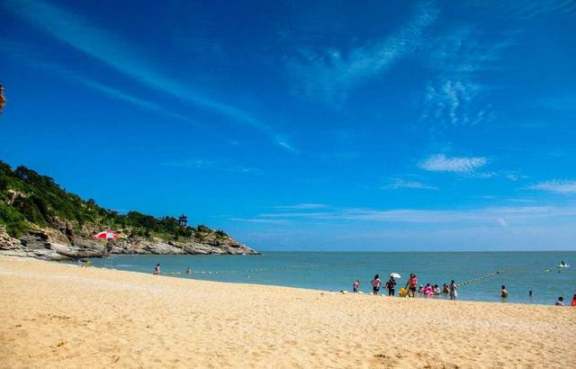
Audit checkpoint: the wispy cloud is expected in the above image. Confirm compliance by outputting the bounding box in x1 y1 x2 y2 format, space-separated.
275 203 328 210
381 178 438 190
3 0 295 151
419 154 487 173
161 159 263 175
421 26 512 127
247 205 576 227
286 0 438 104
0 41 189 122
529 180 576 194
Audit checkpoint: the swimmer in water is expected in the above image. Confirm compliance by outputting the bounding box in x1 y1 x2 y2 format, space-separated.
500 285 509 299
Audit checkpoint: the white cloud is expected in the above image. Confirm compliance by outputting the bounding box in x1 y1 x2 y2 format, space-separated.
419 154 487 173
381 178 438 190
530 180 576 194
286 1 438 104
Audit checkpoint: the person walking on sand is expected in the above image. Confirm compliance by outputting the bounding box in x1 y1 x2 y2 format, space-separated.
153 263 160 275
385 276 396 296
352 279 360 293
406 273 418 298
371 274 382 295
449 280 458 301
500 285 509 299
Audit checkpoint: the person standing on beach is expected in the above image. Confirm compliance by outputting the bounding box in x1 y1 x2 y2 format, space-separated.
407 273 418 298
371 274 381 295
385 276 396 296
449 280 458 301
153 263 160 275
500 285 509 299
352 280 360 293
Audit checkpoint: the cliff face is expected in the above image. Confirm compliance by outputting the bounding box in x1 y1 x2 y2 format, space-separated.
0 225 258 261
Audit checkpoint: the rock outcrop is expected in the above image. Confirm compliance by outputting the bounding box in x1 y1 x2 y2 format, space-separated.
0 226 258 261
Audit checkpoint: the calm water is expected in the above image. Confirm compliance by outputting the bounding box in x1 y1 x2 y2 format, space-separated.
90 252 576 305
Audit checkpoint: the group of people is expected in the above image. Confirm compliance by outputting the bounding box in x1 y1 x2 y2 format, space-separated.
354 273 458 300
354 275 574 306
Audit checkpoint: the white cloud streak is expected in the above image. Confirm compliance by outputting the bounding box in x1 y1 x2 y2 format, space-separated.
275 203 328 210
530 180 576 194
381 178 438 190
161 159 263 175
419 154 487 173
252 205 576 227
3 0 295 151
286 1 438 104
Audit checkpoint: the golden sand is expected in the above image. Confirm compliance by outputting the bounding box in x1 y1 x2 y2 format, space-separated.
0 256 574 369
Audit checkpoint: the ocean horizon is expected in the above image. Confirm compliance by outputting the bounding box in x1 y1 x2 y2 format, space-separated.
89 251 576 306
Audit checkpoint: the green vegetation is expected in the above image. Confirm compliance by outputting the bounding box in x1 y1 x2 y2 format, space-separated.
0 161 222 240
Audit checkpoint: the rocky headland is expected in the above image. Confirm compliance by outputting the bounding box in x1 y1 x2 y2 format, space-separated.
0 225 258 261
0 162 258 261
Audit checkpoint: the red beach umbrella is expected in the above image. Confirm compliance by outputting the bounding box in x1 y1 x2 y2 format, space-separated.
94 230 119 240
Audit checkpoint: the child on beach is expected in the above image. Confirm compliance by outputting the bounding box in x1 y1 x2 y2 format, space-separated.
153 263 160 275
371 274 381 295
406 274 418 298
500 285 509 299
352 280 360 293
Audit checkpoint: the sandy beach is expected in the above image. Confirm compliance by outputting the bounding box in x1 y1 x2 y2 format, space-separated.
1 256 574 369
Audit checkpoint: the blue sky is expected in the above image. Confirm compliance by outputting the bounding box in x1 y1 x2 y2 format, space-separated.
1 0 576 251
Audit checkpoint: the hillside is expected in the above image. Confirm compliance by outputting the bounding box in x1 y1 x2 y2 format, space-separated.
0 161 257 260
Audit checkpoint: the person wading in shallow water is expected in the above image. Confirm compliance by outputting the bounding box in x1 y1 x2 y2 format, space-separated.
406 273 418 298
385 276 396 296
371 274 382 295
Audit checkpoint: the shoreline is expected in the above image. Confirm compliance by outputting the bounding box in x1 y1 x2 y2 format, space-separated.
1 255 575 368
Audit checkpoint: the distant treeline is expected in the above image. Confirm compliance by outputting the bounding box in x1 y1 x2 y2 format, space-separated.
0 161 227 240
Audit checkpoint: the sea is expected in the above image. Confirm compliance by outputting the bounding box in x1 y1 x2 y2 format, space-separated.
89 251 576 305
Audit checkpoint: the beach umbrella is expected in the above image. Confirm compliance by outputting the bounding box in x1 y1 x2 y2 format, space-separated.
390 273 401 279
94 230 118 240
